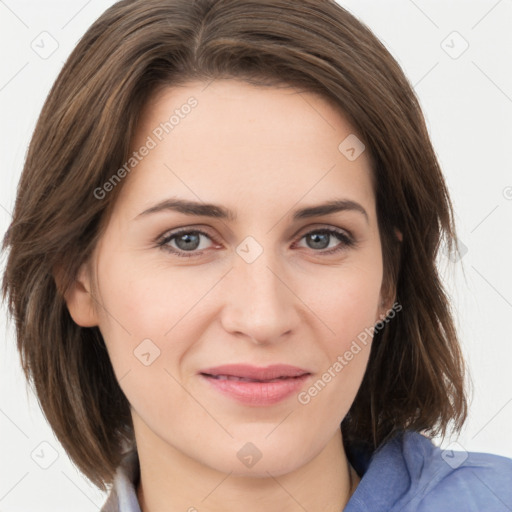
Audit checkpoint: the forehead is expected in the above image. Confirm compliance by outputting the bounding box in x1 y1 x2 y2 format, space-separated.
115 79 376 220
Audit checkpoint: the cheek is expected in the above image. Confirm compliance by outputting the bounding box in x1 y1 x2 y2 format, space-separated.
296 271 380 419
95 251 212 337
300 257 382 391
303 257 383 344
92 251 222 392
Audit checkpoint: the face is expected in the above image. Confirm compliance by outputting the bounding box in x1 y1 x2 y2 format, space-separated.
70 79 388 477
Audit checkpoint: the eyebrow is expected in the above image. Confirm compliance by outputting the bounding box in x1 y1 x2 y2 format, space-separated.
136 197 369 224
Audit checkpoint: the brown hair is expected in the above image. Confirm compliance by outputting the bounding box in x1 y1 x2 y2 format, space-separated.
2 0 467 490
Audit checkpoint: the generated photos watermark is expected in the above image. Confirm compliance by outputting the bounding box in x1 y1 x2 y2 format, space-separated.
297 301 402 405
94 96 198 200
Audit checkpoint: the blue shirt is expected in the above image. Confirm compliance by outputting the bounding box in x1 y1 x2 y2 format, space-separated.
100 430 512 511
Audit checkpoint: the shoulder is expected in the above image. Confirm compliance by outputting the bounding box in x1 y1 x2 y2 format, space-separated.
345 430 512 512
394 432 512 512
391 431 512 511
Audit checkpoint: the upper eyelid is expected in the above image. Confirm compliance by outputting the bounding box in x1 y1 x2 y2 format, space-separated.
160 227 217 240
159 223 351 238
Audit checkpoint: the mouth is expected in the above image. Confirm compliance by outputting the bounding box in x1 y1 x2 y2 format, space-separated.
202 374 306 382
199 363 311 381
198 364 311 406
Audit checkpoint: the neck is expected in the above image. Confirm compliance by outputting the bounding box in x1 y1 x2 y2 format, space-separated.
134 420 360 512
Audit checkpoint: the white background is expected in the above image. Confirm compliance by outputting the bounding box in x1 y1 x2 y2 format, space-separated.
1 0 511 510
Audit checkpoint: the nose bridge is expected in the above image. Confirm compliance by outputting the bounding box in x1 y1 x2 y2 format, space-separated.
220 244 298 343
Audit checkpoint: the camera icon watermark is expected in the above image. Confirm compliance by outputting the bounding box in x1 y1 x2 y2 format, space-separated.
31 441 59 469
338 134 365 161
134 338 161 366
236 236 263 264
441 441 468 469
503 186 512 201
441 31 469 60
31 31 59 60
451 237 468 262
442 236 468 263
237 442 263 468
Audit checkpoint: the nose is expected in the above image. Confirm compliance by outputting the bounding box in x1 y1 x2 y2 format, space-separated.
219 249 300 345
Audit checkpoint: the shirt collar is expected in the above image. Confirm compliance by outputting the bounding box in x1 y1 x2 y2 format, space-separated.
101 449 141 512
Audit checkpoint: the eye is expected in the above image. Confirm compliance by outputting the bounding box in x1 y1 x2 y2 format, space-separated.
295 228 355 254
158 228 216 257
157 226 355 259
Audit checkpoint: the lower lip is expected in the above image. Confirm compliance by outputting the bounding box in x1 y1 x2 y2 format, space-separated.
200 374 310 406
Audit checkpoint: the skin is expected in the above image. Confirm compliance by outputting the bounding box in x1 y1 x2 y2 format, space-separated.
66 79 393 512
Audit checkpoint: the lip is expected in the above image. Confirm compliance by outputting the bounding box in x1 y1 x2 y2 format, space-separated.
199 364 311 406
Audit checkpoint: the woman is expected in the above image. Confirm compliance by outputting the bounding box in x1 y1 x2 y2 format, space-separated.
3 0 511 511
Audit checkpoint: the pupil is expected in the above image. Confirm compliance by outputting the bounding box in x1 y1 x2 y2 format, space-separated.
308 232 329 249
176 233 200 251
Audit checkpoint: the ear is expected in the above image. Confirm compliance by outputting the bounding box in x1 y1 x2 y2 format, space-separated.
374 226 403 322
59 262 99 327
374 289 399 327
375 296 392 324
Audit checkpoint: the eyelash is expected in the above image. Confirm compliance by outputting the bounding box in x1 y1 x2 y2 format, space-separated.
156 226 356 258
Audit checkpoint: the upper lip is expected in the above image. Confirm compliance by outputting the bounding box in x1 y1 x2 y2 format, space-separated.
200 364 310 380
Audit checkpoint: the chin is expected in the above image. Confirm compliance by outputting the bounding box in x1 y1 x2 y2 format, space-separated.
202 433 315 478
